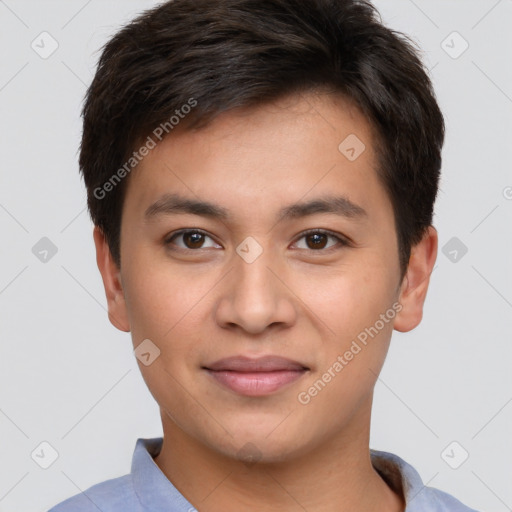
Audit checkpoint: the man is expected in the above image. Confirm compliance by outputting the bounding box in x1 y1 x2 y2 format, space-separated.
49 0 478 510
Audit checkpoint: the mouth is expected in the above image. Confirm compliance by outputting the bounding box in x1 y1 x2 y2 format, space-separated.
202 355 309 397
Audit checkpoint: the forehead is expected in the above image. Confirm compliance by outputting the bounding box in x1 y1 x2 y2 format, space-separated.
121 91 391 229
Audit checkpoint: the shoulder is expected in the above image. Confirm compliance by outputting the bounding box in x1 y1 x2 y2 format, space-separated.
47 474 140 512
416 485 480 511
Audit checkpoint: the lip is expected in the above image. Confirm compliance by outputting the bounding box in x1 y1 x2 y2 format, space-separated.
203 356 309 396
205 355 308 372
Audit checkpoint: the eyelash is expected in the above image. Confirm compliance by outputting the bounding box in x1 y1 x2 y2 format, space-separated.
164 228 351 253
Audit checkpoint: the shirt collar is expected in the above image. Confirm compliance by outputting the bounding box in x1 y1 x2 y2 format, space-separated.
131 437 195 510
370 448 438 510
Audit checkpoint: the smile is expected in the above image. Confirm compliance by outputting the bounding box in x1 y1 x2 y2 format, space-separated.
203 355 309 396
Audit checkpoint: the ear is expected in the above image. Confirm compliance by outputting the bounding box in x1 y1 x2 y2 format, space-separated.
394 226 438 333
93 226 130 332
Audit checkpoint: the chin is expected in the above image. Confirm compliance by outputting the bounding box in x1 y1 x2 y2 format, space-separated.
209 424 312 466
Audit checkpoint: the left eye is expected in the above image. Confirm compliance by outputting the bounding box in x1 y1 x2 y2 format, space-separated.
293 230 347 251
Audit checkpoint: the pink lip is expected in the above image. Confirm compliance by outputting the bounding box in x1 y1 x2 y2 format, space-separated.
203 356 309 396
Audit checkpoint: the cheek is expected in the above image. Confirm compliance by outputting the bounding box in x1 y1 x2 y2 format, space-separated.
122 252 213 340
122 264 207 407
295 262 393 335
294 259 398 392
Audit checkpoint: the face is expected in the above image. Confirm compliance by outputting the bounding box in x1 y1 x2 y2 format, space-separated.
96 91 436 463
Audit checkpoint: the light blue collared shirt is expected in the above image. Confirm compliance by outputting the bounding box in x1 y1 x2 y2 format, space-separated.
48 437 479 511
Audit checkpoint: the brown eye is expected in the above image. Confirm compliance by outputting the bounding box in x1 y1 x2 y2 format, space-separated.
305 233 328 249
165 230 220 250
293 230 348 251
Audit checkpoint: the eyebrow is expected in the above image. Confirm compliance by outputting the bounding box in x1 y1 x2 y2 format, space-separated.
144 193 368 223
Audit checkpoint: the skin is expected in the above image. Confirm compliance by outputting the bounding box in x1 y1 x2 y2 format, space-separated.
94 91 437 512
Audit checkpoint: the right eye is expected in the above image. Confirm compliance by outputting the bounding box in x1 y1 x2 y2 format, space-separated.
164 229 222 251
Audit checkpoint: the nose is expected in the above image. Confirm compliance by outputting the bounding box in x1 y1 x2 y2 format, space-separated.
214 243 297 335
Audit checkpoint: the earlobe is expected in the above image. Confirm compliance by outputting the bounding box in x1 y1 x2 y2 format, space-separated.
393 226 438 333
93 226 131 332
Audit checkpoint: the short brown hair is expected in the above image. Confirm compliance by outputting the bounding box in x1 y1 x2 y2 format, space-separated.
79 0 445 280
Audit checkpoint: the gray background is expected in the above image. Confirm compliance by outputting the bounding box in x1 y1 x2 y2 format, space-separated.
0 0 511 511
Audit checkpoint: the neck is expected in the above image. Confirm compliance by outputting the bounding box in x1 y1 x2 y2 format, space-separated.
153 396 404 512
